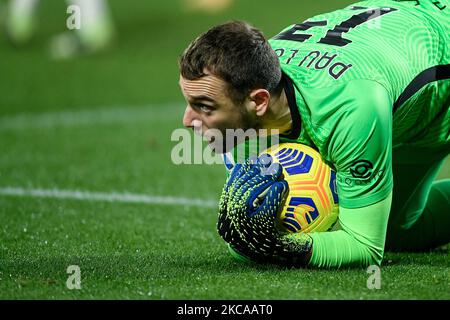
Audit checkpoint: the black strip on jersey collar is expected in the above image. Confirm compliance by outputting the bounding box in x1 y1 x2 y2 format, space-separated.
281 72 302 140
393 64 450 113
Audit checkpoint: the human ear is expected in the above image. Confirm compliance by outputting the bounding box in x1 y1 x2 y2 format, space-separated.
249 89 270 117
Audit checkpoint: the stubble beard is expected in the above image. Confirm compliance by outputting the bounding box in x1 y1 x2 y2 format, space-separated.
209 107 261 154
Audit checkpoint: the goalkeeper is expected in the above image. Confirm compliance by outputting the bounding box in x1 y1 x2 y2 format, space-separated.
178 0 450 268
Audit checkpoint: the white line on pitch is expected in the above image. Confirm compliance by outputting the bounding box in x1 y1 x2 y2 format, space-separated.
0 187 217 208
0 103 183 130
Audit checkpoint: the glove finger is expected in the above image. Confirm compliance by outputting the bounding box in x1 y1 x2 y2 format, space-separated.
248 155 259 165
257 153 273 168
262 162 283 179
252 180 289 219
218 218 237 243
257 153 283 179
228 162 262 196
229 156 278 193
218 206 245 244
241 161 282 191
227 158 256 183
239 174 275 213
217 214 230 240
236 163 284 211
225 163 243 188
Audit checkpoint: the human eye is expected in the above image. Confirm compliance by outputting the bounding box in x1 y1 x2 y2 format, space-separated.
195 103 214 113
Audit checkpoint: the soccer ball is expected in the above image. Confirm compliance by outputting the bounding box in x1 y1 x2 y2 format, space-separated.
262 143 339 234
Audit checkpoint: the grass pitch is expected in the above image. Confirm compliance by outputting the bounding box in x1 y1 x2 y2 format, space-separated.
0 0 448 300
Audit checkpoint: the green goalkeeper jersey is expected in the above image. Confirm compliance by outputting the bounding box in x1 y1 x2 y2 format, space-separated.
269 0 450 209
223 0 449 268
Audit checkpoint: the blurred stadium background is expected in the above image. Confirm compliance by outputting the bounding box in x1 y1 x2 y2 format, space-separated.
0 0 448 299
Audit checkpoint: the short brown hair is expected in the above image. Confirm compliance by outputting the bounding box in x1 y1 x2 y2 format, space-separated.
179 21 282 104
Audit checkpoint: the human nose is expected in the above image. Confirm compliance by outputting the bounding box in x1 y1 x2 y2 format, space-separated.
182 105 196 128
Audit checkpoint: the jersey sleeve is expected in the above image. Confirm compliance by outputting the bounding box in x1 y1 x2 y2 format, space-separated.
305 80 394 268
327 80 394 209
308 191 392 268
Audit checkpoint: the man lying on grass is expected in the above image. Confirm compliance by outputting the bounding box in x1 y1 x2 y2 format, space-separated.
178 0 450 268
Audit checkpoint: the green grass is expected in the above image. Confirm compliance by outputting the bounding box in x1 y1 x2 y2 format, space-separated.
0 0 448 299
1 195 449 300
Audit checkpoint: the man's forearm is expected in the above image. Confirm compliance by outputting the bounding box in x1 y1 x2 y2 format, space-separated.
307 192 392 268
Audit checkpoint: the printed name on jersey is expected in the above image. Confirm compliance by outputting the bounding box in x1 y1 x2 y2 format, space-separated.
274 49 353 80
270 5 403 80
